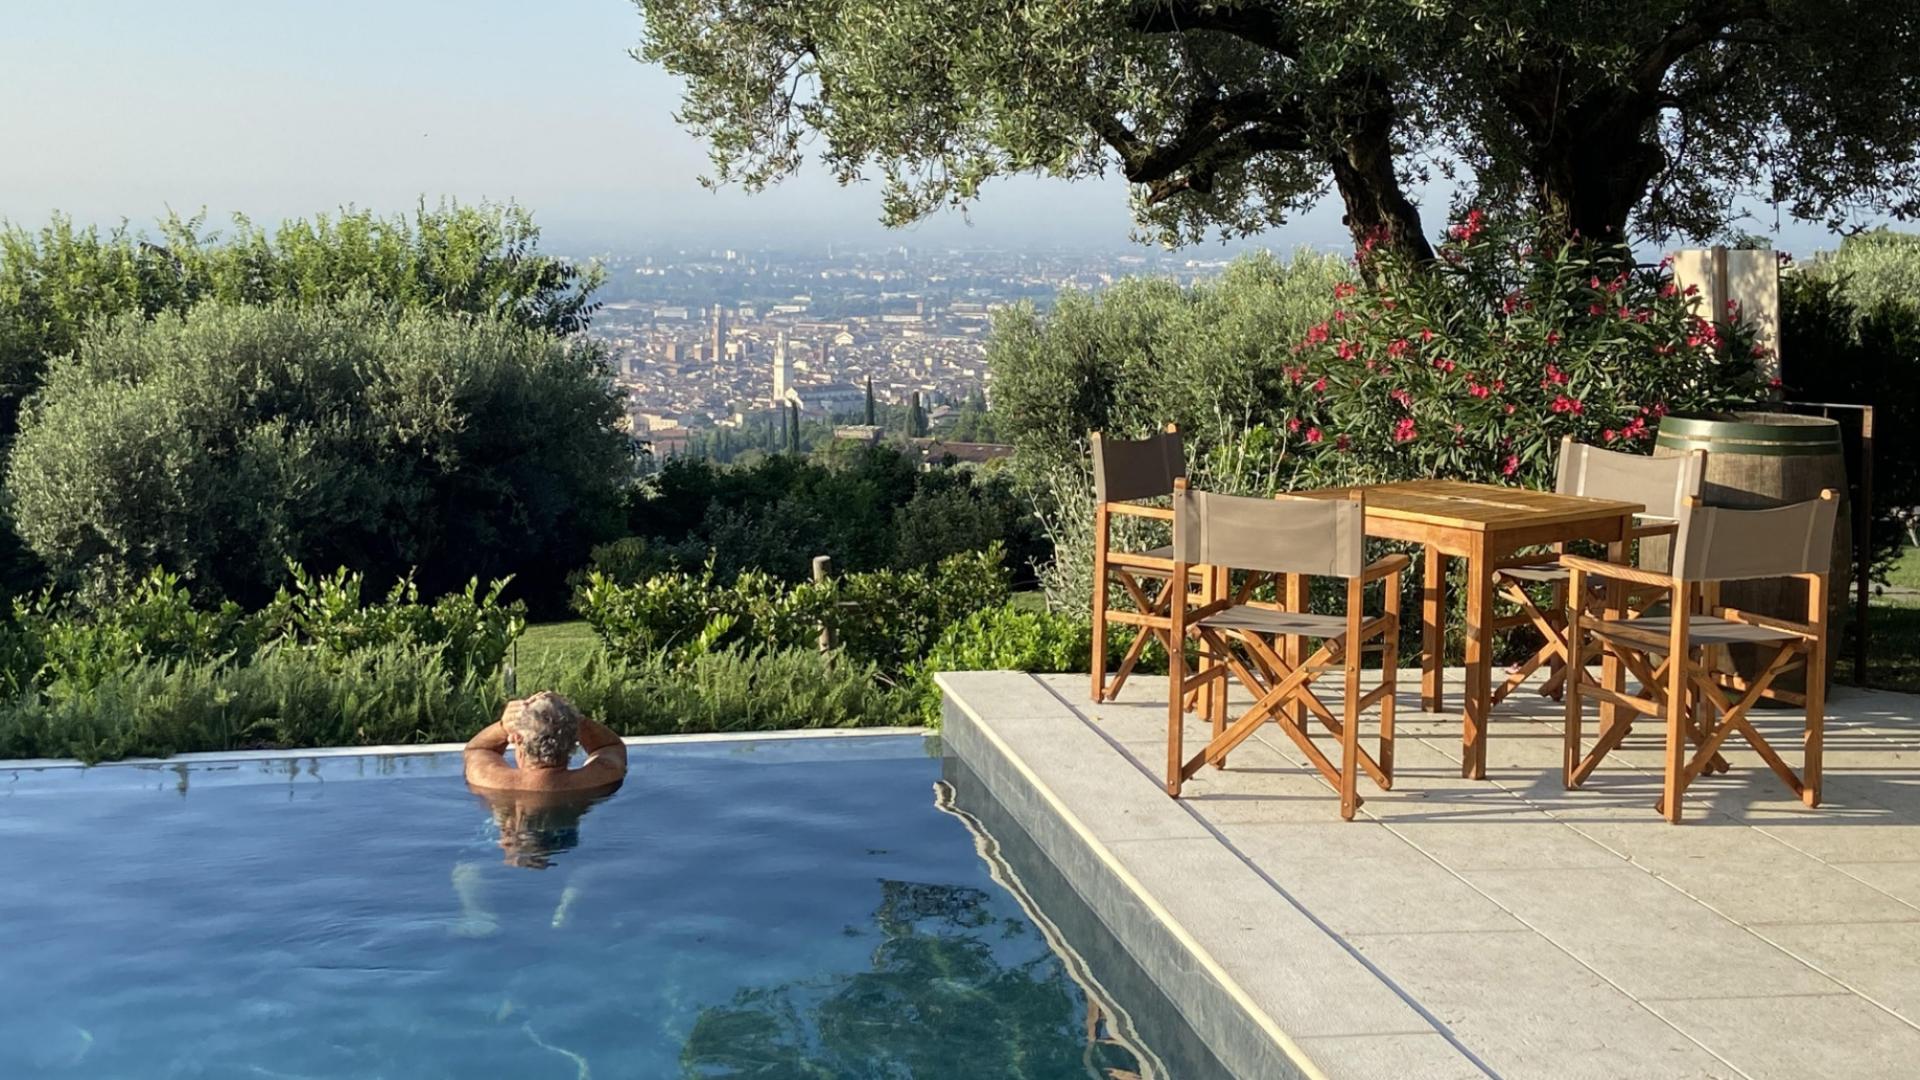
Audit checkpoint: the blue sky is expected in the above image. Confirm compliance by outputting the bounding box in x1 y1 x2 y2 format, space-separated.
0 1 1885 255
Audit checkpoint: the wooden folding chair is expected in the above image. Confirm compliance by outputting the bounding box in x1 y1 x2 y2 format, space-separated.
1562 491 1838 823
1164 481 1408 820
1493 437 1706 705
1090 425 1206 702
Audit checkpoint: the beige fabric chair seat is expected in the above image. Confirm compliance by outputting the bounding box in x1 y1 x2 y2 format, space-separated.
1592 613 1805 651
1197 607 1352 639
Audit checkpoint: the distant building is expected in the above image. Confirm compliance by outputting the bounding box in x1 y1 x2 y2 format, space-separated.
911 439 1014 468
771 331 790 402
786 382 865 415
710 305 727 360
833 424 885 444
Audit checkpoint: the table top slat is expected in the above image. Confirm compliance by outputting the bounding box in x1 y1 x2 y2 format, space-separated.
1290 479 1641 533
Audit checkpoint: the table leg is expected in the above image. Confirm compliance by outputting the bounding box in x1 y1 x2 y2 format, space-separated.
1462 537 1494 780
1422 545 1445 711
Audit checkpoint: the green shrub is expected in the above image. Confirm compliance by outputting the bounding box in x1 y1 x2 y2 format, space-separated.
1779 269 1920 580
7 299 629 610
552 648 916 736
912 604 1096 722
575 545 1011 676
251 564 526 678
0 642 502 764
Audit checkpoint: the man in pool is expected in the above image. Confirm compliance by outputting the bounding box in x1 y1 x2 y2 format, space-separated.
453 694 626 934
463 691 628 792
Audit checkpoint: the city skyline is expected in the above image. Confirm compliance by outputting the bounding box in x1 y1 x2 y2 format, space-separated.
1 1 1897 258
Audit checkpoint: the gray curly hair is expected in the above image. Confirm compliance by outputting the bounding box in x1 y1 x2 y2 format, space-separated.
504 691 582 767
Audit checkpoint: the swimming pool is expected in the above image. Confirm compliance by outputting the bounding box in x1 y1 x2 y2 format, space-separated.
0 734 1223 1078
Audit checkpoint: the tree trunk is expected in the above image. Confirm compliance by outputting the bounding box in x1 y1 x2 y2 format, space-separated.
1532 102 1666 244
1327 100 1433 266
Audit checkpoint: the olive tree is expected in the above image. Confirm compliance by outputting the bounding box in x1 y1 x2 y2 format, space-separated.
7 301 631 608
635 0 1920 255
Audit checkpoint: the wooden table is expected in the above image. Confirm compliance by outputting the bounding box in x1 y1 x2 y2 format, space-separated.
1296 480 1642 779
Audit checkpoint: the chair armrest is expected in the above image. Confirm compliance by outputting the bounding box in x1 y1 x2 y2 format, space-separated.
1359 553 1412 583
1108 503 1174 521
1627 518 1679 541
1559 554 1674 589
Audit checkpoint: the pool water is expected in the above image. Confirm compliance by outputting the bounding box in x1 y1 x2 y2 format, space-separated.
0 736 1156 1079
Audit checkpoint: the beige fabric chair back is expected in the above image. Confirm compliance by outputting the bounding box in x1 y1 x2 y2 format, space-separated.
1092 428 1186 504
1672 492 1839 583
1172 489 1364 578
1555 436 1704 523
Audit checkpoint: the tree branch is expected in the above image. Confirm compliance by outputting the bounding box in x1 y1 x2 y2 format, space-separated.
1125 1 1300 55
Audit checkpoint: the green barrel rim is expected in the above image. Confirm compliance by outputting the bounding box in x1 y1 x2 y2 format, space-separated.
1655 412 1842 456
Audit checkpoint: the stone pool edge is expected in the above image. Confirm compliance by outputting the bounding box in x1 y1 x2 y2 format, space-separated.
937 669 1333 1080
3 726 930 771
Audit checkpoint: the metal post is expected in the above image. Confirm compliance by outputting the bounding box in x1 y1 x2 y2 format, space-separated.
813 555 834 653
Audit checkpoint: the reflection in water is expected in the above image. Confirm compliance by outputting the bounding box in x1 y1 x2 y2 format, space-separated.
681 876 1146 1079
452 785 621 938
678 780 1152 1080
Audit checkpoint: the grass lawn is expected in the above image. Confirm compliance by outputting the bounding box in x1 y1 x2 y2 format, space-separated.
1865 546 1920 692
511 619 603 694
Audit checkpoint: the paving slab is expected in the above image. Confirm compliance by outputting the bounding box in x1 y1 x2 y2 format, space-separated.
943 669 1920 1080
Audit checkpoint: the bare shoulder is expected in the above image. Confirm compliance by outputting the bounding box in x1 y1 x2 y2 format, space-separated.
463 748 527 791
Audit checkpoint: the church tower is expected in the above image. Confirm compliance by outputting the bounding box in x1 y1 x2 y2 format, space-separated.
772 331 790 403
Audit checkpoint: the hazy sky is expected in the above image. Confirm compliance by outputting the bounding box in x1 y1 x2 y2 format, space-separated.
0 0 1887 256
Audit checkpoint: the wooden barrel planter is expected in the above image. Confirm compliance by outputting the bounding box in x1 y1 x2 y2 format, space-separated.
1650 412 1850 690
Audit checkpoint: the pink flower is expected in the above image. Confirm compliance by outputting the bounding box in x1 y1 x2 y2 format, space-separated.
1287 417 1302 433
1333 309 1348 323
1303 322 1330 346
1587 303 1606 316
1468 382 1491 399
1545 331 1562 347
1541 364 1569 388
1419 328 1435 342
1448 208 1486 243
1336 339 1360 361
1659 281 1677 299
1390 388 1414 409
1393 417 1417 443
1549 395 1585 415
1312 377 1328 394
1502 455 1521 477
1305 426 1323 444
1603 429 1618 443
1333 281 1357 300
1387 338 1411 358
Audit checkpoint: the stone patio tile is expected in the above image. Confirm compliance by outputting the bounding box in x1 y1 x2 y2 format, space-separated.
1459 865 1842 1000
1291 1032 1485 1080
1107 836 1438 1042
1632 849 1920 925
1754 921 1920 1024
1217 821 1525 935
1643 993 1920 1080
1754 819 1920 864
982 710 1216 844
1349 929 1738 1080
1823 861 1920 911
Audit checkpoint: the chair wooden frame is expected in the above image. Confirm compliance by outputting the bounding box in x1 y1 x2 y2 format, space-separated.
1164 483 1408 820
1090 425 1207 702
1492 438 1706 707
1561 492 1836 824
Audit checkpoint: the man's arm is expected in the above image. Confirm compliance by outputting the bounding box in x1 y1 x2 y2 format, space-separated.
464 718 519 789
576 715 628 779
